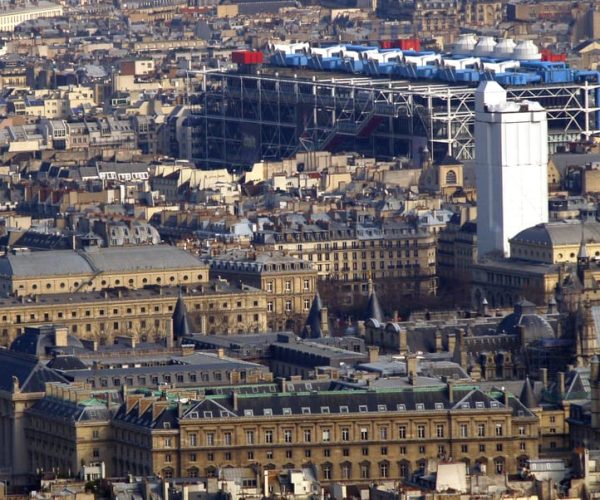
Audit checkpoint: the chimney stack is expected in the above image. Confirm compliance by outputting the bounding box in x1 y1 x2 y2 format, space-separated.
540 367 548 389
558 371 566 397
406 355 418 383
166 318 174 349
321 306 329 336
368 346 379 363
447 333 456 354
435 331 443 352
398 327 408 355
53 326 68 347
232 390 239 411
277 377 286 393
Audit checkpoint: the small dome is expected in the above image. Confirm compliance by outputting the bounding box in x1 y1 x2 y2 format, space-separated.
496 300 554 343
473 36 497 57
514 40 541 61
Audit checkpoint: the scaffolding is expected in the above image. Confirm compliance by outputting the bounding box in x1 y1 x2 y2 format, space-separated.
187 71 600 169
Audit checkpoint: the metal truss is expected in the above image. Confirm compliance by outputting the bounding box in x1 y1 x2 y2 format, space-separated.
188 72 600 169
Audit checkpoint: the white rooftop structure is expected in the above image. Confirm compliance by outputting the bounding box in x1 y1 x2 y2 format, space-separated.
475 81 549 257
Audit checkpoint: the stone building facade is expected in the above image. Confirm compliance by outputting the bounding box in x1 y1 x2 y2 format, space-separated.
25 381 540 483
207 251 318 333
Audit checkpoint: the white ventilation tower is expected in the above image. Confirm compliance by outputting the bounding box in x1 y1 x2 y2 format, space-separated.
513 40 541 60
453 34 478 55
473 36 497 57
494 39 516 59
475 81 548 258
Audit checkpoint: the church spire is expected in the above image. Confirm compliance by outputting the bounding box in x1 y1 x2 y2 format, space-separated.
519 377 538 409
580 299 598 365
302 292 329 338
577 220 591 286
172 288 191 341
364 276 384 323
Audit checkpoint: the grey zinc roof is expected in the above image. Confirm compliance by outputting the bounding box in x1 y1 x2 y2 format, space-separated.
511 220 600 247
0 246 204 278
82 245 202 272
0 250 93 278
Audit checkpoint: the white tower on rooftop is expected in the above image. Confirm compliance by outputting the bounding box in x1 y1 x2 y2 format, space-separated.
475 80 548 258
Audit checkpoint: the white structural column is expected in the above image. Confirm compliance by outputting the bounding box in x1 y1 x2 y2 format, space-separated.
475 81 548 257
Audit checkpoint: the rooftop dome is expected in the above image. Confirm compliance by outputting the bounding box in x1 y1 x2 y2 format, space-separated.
496 300 555 343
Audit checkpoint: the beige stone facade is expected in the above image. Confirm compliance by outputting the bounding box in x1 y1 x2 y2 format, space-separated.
24 382 541 483
0 285 267 346
208 252 318 332
0 246 209 298
112 384 541 481
255 223 437 305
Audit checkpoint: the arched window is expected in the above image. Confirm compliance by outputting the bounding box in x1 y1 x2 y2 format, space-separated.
360 462 370 479
322 463 332 480
341 462 351 480
379 461 390 478
445 169 457 185
399 460 410 478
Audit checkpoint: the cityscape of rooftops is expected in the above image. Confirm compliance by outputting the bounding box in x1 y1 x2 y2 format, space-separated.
2 0 600 499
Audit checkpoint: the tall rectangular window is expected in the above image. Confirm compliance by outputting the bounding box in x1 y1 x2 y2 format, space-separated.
303 429 312 443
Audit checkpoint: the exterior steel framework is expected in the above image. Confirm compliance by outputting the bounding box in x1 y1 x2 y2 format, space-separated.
188 71 600 169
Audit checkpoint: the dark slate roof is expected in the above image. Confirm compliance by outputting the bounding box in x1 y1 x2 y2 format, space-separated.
114 399 179 429
172 290 190 339
519 377 538 409
543 367 590 403
496 302 555 342
437 154 461 167
0 350 68 393
364 287 384 323
9 326 84 357
46 355 88 371
28 396 116 422
177 386 504 421
302 292 324 339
